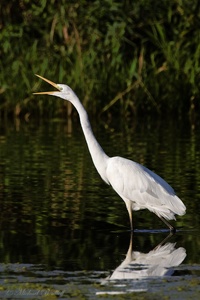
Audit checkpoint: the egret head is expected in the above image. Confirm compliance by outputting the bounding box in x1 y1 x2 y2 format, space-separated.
33 74 76 102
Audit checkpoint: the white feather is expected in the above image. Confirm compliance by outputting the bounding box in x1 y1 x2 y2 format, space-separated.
106 157 186 220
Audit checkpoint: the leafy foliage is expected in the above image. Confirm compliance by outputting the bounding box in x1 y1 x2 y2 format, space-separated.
0 0 200 118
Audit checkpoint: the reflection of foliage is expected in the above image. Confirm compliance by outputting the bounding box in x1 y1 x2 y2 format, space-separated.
0 118 199 265
0 0 200 117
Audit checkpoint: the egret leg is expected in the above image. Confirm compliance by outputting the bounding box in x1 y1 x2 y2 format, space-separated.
159 216 176 233
125 201 133 231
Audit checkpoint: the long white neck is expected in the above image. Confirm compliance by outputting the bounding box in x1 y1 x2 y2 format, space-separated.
72 96 110 184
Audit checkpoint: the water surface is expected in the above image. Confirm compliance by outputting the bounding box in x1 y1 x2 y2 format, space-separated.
0 116 199 299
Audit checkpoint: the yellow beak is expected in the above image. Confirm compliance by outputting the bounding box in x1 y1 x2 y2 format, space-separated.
33 74 61 95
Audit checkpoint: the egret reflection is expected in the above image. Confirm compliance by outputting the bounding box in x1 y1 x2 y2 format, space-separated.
107 234 186 281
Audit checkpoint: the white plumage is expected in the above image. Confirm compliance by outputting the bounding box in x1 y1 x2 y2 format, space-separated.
106 157 185 222
34 74 186 231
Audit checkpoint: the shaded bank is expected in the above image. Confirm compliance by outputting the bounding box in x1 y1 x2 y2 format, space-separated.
0 0 200 119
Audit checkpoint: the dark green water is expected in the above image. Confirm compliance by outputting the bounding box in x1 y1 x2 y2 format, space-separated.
0 116 200 299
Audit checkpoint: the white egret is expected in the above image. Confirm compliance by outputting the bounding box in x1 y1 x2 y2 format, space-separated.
34 74 186 232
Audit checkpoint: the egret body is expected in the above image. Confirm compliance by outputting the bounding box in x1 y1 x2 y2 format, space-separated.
34 74 186 232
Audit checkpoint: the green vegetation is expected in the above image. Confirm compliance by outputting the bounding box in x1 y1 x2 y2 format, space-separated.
0 0 200 118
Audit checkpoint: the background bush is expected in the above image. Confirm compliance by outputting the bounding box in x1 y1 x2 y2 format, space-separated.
0 0 199 119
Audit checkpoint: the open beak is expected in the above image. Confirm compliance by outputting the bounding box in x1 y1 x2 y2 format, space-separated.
33 74 61 95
